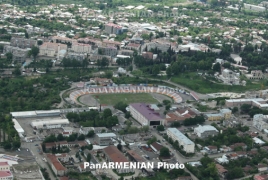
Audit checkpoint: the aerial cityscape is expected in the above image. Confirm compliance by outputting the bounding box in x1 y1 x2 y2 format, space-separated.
0 0 268 179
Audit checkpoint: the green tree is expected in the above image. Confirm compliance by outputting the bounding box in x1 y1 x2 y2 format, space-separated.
152 65 160 75
87 130 95 137
57 134 65 141
157 125 165 131
117 142 122 151
160 147 170 157
103 108 112 119
213 62 221 73
29 46 39 60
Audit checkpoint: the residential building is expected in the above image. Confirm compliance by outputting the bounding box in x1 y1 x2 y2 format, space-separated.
230 143 247 151
66 52 86 61
216 155 229 164
96 133 116 146
0 171 13 180
205 114 223 121
150 142 164 154
103 146 134 174
257 164 268 172
98 46 118 57
194 125 219 138
129 103 163 126
253 114 268 131
253 137 265 145
88 54 112 61
144 42 170 52
254 174 268 180
226 98 268 109
71 43 92 53
0 162 9 171
46 154 67 176
167 128 195 153
3 46 28 62
203 146 218 154
142 51 154 60
216 164 228 178
52 36 77 44
104 23 123 34
124 43 141 52
10 37 37 48
246 70 264 79
102 40 121 47
39 42 67 58
118 49 134 56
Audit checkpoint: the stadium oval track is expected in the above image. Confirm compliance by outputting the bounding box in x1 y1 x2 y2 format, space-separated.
70 85 183 104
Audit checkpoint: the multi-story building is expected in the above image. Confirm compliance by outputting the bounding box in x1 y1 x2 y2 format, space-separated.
167 128 195 153
98 46 118 57
246 70 264 79
219 109 232 119
71 43 92 53
225 98 268 109
220 69 240 85
194 125 219 138
66 52 86 61
205 114 223 121
0 171 13 180
3 46 28 62
104 23 123 34
39 42 67 58
10 37 37 48
0 162 10 171
129 103 163 127
96 133 116 146
253 114 268 131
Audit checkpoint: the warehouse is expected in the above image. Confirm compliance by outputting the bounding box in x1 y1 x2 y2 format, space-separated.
11 109 61 118
12 119 25 138
31 119 69 129
167 128 195 153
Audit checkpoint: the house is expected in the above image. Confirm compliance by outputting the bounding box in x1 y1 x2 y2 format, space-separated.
46 154 67 176
203 146 217 154
78 163 89 172
142 51 154 60
230 143 247 151
103 146 134 174
257 164 268 172
150 142 164 154
254 174 268 180
228 153 238 160
194 125 219 138
216 164 228 178
216 155 229 164
164 112 186 126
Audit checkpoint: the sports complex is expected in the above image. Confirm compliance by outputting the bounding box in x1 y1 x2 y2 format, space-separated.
69 85 198 105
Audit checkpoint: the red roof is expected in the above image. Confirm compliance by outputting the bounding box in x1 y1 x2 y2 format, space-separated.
103 146 129 163
46 154 67 171
0 171 12 178
0 162 8 166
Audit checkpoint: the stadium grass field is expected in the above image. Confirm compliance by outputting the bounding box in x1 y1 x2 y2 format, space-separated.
93 93 158 105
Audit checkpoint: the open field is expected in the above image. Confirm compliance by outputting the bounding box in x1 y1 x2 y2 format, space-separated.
171 72 266 94
82 93 159 106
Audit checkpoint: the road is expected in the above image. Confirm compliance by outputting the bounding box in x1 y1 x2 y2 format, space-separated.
21 141 56 180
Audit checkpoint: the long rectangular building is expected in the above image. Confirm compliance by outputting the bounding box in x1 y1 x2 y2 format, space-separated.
225 98 268 109
129 103 163 127
167 128 195 153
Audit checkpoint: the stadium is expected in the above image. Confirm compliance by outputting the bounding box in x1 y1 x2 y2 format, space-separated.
69 85 184 106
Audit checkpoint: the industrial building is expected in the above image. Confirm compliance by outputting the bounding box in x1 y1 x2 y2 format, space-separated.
129 103 163 127
11 110 61 118
30 119 69 129
253 114 268 131
12 119 25 138
194 125 219 138
167 128 195 153
96 133 116 146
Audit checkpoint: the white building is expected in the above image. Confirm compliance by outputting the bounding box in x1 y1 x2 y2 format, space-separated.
12 119 24 138
253 114 268 131
194 125 219 138
167 128 195 153
96 133 116 146
30 119 69 129
220 69 240 85
253 137 265 145
71 43 92 53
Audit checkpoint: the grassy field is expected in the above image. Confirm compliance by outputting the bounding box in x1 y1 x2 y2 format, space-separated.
171 72 266 94
94 93 158 105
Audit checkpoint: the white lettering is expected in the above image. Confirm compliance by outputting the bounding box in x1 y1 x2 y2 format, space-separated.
84 162 90 168
179 164 185 169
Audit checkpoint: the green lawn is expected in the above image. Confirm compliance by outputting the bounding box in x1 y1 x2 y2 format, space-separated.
171 72 265 94
94 93 158 105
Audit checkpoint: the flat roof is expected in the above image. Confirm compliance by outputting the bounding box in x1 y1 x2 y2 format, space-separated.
96 133 116 138
194 125 219 133
167 128 194 145
130 103 162 121
31 119 69 126
12 119 24 133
